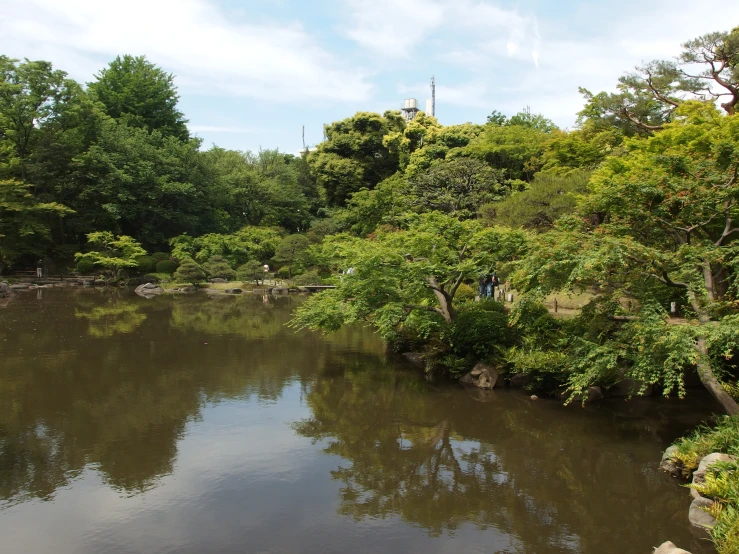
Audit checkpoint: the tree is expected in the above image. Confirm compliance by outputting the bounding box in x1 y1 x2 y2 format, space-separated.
74 231 146 279
406 157 507 218
480 170 591 230
507 107 559 133
579 27 739 132
486 110 508 126
0 56 72 181
274 234 310 279
172 258 206 285
513 102 739 414
88 55 189 140
291 212 528 338
464 124 547 182
0 179 72 272
71 119 226 248
201 255 235 280
236 260 265 284
170 226 282 267
308 112 404 206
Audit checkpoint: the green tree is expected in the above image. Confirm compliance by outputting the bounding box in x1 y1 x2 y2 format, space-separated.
291 212 528 337
170 226 282 267
507 107 559 133
74 231 146 279
202 255 235 280
236 259 265 284
71 118 225 247
173 258 206 285
89 55 188 140
406 157 507 218
480 170 591 230
579 27 739 133
464 124 547 182
513 102 739 414
309 112 404 206
0 179 72 271
274 234 310 279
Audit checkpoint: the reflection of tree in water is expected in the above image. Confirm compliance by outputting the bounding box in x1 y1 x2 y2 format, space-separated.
0 292 382 506
75 301 147 338
294 369 714 553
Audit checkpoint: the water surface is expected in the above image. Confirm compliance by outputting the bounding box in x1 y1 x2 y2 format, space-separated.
0 289 718 553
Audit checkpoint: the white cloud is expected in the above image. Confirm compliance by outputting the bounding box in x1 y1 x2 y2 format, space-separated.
0 0 372 104
189 125 263 134
341 0 445 58
340 0 541 65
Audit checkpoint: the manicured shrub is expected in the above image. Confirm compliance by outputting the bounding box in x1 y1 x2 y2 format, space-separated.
293 270 322 286
236 260 264 283
202 255 235 280
173 258 206 285
449 305 512 359
155 260 179 274
152 252 170 262
136 255 157 273
76 257 97 275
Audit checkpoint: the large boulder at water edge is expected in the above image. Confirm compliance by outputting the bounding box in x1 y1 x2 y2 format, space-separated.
659 445 683 478
692 452 735 486
0 281 10 298
654 541 691 554
135 283 164 297
687 452 736 530
402 352 426 368
460 363 499 389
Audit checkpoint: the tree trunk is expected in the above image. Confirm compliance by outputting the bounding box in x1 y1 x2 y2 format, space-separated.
431 289 456 323
696 335 739 416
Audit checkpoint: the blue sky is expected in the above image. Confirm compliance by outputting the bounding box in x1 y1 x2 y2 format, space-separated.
2 0 738 154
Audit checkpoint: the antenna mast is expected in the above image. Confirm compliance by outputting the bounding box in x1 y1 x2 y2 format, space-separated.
431 76 436 117
302 125 306 149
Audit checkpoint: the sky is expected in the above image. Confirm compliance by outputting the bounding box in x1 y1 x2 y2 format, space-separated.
2 0 738 154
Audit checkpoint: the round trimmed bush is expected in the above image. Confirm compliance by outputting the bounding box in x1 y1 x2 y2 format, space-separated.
449 306 512 359
155 260 179 274
136 255 157 274
76 258 97 275
152 252 170 262
173 259 206 285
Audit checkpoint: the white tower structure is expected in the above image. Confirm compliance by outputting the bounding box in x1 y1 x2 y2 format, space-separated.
401 98 419 122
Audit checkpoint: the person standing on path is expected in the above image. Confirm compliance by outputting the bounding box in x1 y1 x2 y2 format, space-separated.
36 259 44 278
492 272 499 300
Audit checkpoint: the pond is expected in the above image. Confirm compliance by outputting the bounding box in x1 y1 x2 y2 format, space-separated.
0 289 718 553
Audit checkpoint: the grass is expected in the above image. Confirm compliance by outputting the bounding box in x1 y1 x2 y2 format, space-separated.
674 416 739 554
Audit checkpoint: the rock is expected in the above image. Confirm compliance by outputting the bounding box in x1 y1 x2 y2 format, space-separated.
587 386 604 402
460 363 499 389
94 279 106 286
135 283 164 297
688 496 716 529
693 452 736 486
10 283 31 289
402 352 426 368
224 288 242 294
659 445 683 478
210 278 227 283
0 281 11 298
530 395 539 401
252 288 266 295
272 287 288 294
654 541 692 554
182 286 197 293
